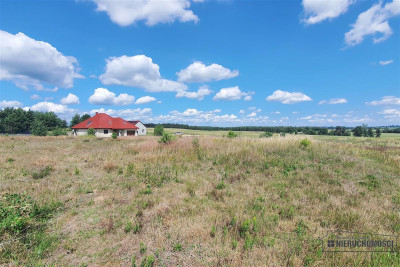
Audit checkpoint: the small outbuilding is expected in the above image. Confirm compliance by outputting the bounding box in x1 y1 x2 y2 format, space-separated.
71 112 139 137
127 120 147 136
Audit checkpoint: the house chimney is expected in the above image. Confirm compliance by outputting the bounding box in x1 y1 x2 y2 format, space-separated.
95 112 98 115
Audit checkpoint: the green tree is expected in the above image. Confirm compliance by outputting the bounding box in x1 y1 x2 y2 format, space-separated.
111 132 117 139
3 108 29 134
375 128 381 138
70 114 81 128
80 114 91 122
34 112 65 131
353 126 363 137
154 125 164 136
361 124 368 137
30 119 47 136
367 128 374 137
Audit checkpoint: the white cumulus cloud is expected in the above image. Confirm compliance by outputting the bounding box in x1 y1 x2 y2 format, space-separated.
379 108 400 118
0 30 83 91
379 60 394 65
177 61 239 83
30 101 72 114
176 85 213 100
266 90 312 104
319 98 348 104
99 55 187 92
0 100 23 108
135 96 157 104
91 0 199 26
60 93 80 105
302 0 354 24
90 107 153 120
366 96 400 105
345 0 400 46
213 86 252 101
89 88 135 105
30 94 41 100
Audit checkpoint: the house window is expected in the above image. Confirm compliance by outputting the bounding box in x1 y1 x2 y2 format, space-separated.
142 129 144 132
104 130 108 134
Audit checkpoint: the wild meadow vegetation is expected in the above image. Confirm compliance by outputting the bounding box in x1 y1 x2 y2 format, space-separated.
0 133 399 266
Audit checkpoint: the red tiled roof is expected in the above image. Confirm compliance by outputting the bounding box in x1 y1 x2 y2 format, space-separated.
71 113 139 130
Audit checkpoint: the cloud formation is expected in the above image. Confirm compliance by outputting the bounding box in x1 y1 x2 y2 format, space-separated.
91 0 199 26
99 55 187 92
89 88 135 105
0 100 23 108
213 86 252 101
30 101 73 114
345 0 400 46
90 107 153 120
366 96 400 105
176 85 213 100
135 96 157 104
60 93 80 105
302 0 354 24
379 108 400 118
319 98 348 105
266 90 312 104
379 60 394 65
0 30 83 91
177 61 239 83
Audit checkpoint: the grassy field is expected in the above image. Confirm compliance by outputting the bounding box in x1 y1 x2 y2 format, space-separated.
0 133 399 266
147 128 265 137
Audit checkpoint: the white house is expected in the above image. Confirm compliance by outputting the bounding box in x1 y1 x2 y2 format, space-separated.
127 121 147 136
71 113 140 137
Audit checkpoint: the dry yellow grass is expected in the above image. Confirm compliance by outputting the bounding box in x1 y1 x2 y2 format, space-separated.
0 135 399 266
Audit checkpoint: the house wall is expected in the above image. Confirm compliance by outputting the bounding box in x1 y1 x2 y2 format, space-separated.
135 122 147 136
95 129 113 138
74 129 130 137
75 129 88 136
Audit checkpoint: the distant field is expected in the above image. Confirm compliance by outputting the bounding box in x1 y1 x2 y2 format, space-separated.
147 127 265 137
1 134 399 266
148 128 400 139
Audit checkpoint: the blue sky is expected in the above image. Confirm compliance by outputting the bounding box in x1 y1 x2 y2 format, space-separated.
0 0 399 126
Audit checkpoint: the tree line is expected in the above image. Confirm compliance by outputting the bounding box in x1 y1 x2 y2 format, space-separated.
0 108 90 136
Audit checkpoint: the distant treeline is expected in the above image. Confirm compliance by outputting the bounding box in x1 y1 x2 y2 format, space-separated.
0 108 67 134
381 127 400 133
145 123 354 136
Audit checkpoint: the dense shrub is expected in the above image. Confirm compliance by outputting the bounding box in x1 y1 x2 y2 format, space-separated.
112 132 117 139
154 125 164 136
260 132 273 138
87 128 96 136
159 132 175 144
300 139 311 149
227 130 238 138
52 127 68 136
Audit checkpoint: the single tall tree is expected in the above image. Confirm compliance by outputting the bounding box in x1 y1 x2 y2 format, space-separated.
353 126 363 137
367 128 374 137
70 114 81 128
80 114 91 122
375 128 381 138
